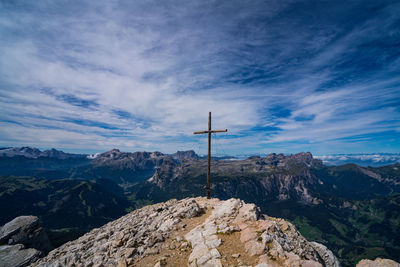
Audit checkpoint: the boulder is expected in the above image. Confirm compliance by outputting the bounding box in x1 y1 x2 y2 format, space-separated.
0 216 52 252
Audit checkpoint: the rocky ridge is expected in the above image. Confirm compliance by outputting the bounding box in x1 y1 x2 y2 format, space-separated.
32 197 340 267
148 152 324 204
89 149 199 171
0 147 86 159
149 153 322 188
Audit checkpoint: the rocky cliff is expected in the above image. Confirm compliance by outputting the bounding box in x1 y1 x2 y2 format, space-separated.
32 197 340 267
148 152 323 204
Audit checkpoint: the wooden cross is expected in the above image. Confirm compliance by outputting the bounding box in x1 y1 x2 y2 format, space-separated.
193 112 228 199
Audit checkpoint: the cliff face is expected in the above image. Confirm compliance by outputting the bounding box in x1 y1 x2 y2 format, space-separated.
91 149 166 170
148 152 323 204
32 197 340 267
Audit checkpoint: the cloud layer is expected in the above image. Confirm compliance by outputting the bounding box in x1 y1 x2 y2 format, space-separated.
0 0 399 154
315 153 400 167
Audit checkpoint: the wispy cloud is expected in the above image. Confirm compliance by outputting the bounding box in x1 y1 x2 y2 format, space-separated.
0 0 399 154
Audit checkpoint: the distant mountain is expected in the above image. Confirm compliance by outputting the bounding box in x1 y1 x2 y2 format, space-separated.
0 147 200 184
171 150 199 162
71 149 168 184
1 148 399 265
0 147 87 159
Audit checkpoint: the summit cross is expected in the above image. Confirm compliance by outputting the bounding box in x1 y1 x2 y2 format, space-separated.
193 112 228 199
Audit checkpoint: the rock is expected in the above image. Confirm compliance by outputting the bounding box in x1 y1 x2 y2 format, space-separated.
114 239 123 247
180 241 189 248
356 258 400 267
124 247 135 258
240 227 258 242
0 216 52 252
117 259 127 267
145 247 159 255
154 261 167 267
31 197 340 267
245 240 265 256
310 242 340 267
210 198 241 220
280 221 289 231
237 203 260 221
301 260 323 267
0 244 42 267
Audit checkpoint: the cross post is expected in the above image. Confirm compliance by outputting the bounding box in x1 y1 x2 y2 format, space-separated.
193 112 228 199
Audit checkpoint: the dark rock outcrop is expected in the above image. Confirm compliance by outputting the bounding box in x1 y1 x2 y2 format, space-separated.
0 216 51 267
0 216 51 252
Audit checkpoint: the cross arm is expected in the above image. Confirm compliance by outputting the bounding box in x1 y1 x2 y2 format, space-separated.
193 129 228 134
193 130 209 134
211 129 228 133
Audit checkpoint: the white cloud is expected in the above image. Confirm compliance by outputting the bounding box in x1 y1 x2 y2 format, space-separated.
0 1 399 154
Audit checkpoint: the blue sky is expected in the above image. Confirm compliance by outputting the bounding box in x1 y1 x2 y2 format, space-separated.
0 0 399 155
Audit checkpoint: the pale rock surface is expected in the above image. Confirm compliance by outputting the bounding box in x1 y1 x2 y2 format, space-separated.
31 197 343 267
356 258 400 267
32 198 204 266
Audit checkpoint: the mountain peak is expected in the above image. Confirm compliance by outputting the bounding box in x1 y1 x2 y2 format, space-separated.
0 147 42 158
171 150 199 162
106 148 121 154
32 197 340 267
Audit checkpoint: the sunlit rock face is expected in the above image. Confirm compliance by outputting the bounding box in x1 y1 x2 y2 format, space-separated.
31 197 340 267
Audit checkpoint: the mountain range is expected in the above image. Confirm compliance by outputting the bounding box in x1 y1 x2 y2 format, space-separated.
0 147 399 266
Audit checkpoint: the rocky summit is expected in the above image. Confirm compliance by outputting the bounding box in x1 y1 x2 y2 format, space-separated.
32 197 341 267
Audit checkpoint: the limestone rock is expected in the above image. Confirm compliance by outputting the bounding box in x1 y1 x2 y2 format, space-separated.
310 242 340 267
356 258 400 267
31 197 340 267
32 198 205 266
0 244 41 267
